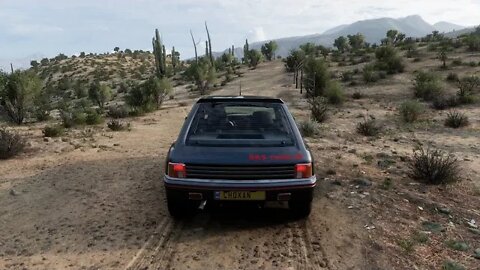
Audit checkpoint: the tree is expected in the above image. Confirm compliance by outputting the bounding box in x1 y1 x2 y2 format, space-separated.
114 47 120 53
125 48 132 54
30 60 39 68
40 58 49 66
248 49 262 69
347 33 365 50
0 70 42 124
316 45 330 59
261 41 278 61
438 48 448 68
143 77 172 109
334 36 348 53
302 57 329 98
385 30 405 45
79 52 86 58
374 46 404 74
184 57 216 95
300 42 317 56
88 81 112 109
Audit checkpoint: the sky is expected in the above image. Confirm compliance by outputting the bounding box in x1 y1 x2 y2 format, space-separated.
1 0 479 70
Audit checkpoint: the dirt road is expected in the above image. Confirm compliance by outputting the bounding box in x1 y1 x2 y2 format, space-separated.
0 62 372 270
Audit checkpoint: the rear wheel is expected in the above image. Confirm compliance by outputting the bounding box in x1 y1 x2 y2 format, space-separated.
166 190 196 218
289 199 312 218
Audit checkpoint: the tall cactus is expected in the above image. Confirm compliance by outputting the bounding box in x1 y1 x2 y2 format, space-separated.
205 41 209 58
205 22 213 65
231 45 235 57
243 39 249 64
171 46 177 75
162 45 167 75
152 29 165 78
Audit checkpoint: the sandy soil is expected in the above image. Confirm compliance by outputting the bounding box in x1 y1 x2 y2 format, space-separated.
1 58 479 270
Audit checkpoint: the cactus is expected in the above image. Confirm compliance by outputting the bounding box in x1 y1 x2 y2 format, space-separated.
162 45 167 74
205 22 213 65
152 29 165 78
243 39 249 64
171 46 177 75
232 45 235 57
205 41 209 58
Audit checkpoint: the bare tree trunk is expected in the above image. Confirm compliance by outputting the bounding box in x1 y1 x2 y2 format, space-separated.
190 30 198 64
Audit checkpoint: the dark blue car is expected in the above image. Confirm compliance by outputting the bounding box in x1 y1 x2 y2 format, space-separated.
164 96 316 218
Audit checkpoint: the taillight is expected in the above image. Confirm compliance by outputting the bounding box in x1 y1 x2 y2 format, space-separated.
295 163 313 178
168 162 186 178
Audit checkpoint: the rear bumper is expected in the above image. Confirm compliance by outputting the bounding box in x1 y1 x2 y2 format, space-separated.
164 175 316 202
164 175 316 190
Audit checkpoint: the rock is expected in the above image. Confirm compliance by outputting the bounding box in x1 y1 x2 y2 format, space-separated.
352 178 372 187
348 149 357 154
43 137 52 142
438 207 451 215
468 228 480 235
422 221 445 233
9 189 18 196
376 152 390 159
474 248 480 259
61 137 69 142
113 143 120 147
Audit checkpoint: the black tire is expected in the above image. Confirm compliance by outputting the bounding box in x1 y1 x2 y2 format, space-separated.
166 190 196 218
289 200 312 218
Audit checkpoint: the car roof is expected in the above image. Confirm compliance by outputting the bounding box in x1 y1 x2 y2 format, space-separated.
197 96 284 103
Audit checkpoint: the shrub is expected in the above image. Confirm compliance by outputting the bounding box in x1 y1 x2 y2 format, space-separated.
356 117 380 136
352 91 363 99
444 111 469 128
107 119 127 131
0 128 26 159
432 96 451 110
457 76 479 104
310 97 328 122
362 64 379 83
107 105 129 119
325 81 345 105
42 125 64 137
298 120 319 137
451 59 462 66
400 100 424 122
446 72 459 82
374 46 404 74
0 70 42 124
413 71 443 101
85 109 104 125
442 261 465 270
408 147 459 185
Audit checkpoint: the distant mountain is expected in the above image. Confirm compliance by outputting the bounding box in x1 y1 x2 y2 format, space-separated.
433 21 466 33
221 15 469 59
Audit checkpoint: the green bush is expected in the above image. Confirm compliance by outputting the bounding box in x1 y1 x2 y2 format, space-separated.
374 46 404 74
362 64 379 83
400 100 424 122
408 147 459 185
310 97 328 122
42 125 64 137
325 81 345 105
356 117 380 136
0 128 26 159
298 120 319 137
107 105 129 119
413 71 443 101
85 109 104 125
444 111 469 128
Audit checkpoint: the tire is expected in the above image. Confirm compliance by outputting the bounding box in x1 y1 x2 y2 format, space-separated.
166 190 196 218
289 200 312 218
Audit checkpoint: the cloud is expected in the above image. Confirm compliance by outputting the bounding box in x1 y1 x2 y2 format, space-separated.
248 27 267 42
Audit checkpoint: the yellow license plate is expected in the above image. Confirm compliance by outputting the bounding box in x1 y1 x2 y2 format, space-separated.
215 191 266 201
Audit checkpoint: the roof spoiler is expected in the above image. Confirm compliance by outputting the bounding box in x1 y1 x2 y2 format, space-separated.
197 96 284 103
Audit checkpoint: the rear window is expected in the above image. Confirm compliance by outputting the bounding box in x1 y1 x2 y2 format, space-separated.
186 102 295 147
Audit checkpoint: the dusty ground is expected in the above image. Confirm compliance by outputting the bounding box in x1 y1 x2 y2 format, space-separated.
1 58 480 269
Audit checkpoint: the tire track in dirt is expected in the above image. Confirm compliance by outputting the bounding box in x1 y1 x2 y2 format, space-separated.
125 218 183 270
304 219 331 270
